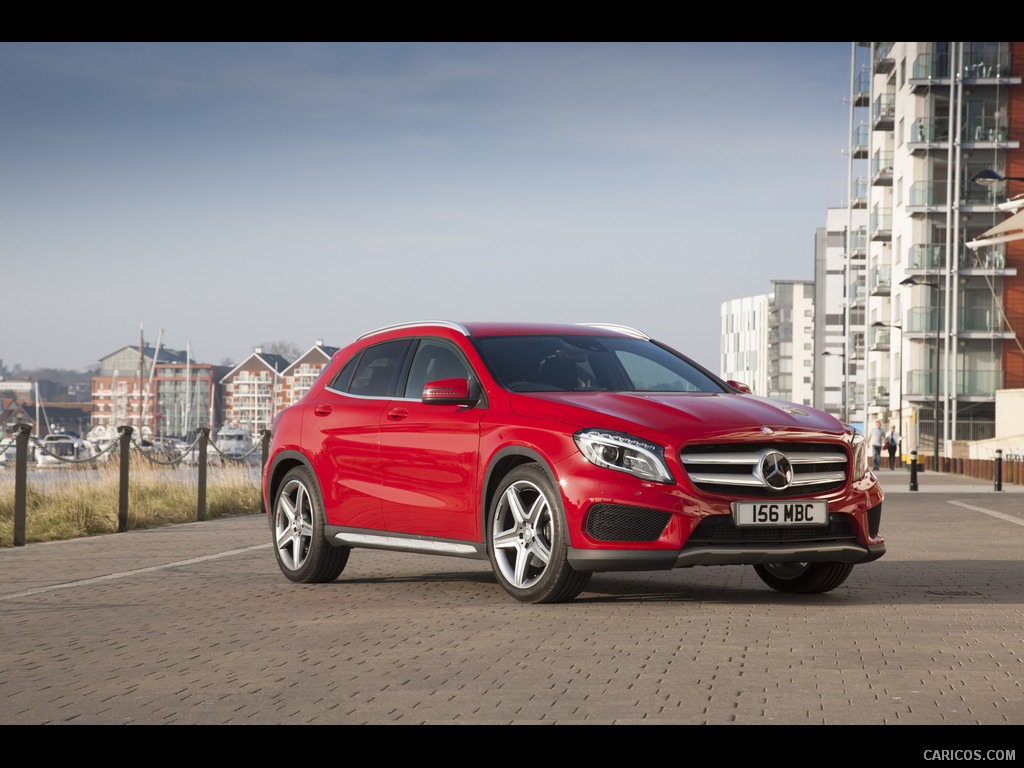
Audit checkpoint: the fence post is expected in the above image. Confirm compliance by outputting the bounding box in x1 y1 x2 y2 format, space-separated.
117 425 133 532
909 450 919 491
13 423 31 546
261 429 272 471
994 449 1003 492
197 427 209 522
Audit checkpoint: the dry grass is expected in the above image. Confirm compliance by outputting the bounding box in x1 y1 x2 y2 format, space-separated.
0 460 263 546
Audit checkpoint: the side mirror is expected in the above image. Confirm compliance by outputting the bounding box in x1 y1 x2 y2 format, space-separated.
726 380 752 394
422 378 478 406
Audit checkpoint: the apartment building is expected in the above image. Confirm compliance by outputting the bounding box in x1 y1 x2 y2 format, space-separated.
851 42 1024 457
275 340 339 412
219 348 290 437
90 345 223 439
721 280 815 405
814 207 868 426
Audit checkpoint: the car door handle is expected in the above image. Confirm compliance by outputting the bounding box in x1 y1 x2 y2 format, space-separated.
387 407 409 420
314 404 333 416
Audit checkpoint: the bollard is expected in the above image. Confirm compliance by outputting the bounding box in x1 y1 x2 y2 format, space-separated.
197 428 209 521
909 450 919 491
13 423 31 546
261 429 272 471
994 449 1003 492
117 426 133 532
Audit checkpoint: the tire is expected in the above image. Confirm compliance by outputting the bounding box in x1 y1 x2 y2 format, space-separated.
753 561 854 594
487 464 591 603
272 466 349 583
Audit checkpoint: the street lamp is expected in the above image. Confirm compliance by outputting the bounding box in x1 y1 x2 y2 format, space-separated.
900 276 941 471
969 169 1024 186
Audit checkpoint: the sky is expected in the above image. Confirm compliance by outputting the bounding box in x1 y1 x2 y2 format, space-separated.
1 42 854 375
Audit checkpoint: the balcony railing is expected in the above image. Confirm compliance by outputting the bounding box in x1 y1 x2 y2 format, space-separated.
870 266 891 296
913 53 950 80
963 117 1010 143
872 150 893 177
906 244 1007 271
868 378 890 402
873 93 895 125
908 181 947 207
910 117 949 143
870 324 892 347
906 369 1004 397
905 307 1007 334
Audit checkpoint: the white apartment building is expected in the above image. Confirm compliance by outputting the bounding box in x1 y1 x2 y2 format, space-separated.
721 280 815 405
849 42 1023 460
814 207 868 427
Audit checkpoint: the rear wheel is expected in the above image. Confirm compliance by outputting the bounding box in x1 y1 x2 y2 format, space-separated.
487 464 590 603
753 561 853 594
273 467 349 583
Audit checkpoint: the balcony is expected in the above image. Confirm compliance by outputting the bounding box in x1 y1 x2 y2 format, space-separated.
874 43 895 72
852 177 868 208
850 227 868 259
852 124 870 158
905 306 1012 337
854 68 871 107
871 151 893 186
962 117 1012 146
910 54 951 90
870 265 891 296
905 244 1012 274
872 93 895 130
906 369 1004 398
869 324 891 350
868 378 890 405
908 118 949 152
907 181 947 213
870 209 891 240
962 48 1015 80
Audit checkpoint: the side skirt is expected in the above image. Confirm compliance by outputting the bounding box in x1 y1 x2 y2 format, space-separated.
324 525 488 560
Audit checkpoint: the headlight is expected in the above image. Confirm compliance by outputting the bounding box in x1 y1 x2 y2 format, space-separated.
851 432 867 479
574 429 674 484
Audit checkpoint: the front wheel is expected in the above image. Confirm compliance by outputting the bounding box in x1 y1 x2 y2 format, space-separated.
272 467 349 583
753 561 853 594
487 464 590 604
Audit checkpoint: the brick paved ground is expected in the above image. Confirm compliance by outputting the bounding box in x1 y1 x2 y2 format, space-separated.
1 470 1022 725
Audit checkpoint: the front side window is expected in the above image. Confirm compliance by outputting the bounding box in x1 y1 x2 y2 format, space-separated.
403 339 473 398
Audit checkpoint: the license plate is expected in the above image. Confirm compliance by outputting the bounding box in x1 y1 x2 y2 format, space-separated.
731 500 828 526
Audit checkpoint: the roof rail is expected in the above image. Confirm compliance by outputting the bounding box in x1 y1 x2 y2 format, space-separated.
357 321 470 340
579 323 649 340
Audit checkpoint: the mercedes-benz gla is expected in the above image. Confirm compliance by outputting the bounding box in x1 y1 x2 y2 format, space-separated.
263 322 884 603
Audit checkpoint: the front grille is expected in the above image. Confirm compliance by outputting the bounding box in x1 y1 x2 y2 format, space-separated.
685 514 856 545
680 441 848 498
585 504 672 542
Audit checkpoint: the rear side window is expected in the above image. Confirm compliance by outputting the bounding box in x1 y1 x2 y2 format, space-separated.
331 340 410 397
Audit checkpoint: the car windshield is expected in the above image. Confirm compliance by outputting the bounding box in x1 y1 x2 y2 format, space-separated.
473 334 728 393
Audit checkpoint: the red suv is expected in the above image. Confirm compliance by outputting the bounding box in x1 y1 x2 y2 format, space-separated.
263 322 884 603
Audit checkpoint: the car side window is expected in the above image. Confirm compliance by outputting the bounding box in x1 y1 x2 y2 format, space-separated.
404 339 473 398
345 340 409 397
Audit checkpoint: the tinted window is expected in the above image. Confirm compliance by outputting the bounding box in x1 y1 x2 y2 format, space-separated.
345 340 409 397
404 340 473 398
474 335 726 393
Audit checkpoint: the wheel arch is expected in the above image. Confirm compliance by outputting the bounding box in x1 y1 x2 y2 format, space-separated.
265 449 320 517
480 446 564 535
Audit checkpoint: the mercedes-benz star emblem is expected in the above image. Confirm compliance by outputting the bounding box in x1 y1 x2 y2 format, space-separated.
758 450 793 490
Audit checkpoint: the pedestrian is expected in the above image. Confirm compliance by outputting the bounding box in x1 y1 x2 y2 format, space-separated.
869 420 885 471
885 424 901 470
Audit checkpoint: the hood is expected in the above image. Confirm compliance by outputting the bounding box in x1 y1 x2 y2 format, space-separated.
510 391 845 434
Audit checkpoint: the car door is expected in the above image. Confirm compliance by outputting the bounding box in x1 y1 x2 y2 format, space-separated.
307 339 411 531
377 337 485 541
